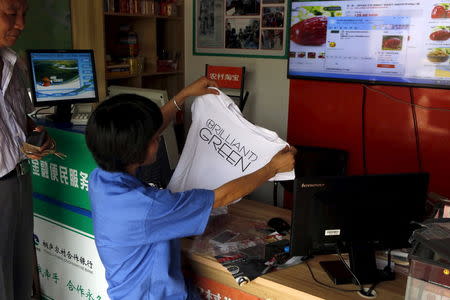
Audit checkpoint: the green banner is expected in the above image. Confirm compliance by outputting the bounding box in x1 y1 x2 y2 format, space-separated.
33 196 94 236
31 127 97 211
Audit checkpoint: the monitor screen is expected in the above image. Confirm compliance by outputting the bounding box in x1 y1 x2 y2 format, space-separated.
27 49 99 106
290 173 429 284
136 136 174 188
288 1 450 89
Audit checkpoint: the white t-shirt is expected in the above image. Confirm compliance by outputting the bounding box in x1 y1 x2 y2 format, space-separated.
168 89 295 214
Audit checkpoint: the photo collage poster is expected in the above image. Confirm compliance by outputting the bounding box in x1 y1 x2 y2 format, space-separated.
195 0 288 58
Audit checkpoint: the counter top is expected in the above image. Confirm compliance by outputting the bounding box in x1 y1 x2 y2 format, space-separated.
183 199 407 300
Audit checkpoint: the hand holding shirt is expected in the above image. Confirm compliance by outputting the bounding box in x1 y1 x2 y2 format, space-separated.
168 89 295 215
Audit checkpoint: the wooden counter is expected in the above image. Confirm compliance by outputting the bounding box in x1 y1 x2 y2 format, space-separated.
183 199 407 300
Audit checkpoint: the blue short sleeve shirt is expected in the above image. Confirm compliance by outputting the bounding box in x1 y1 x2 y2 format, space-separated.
88 168 214 300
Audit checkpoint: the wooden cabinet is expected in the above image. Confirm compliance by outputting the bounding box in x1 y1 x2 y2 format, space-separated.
70 0 184 101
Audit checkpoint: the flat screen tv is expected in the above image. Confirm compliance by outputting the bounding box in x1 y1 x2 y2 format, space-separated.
288 1 450 89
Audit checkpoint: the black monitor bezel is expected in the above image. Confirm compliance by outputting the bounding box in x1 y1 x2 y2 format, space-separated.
286 72 450 90
26 49 99 107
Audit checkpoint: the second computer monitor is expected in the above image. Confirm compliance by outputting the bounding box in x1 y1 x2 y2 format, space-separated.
290 173 429 284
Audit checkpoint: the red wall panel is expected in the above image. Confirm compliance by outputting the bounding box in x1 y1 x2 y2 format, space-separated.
364 86 419 174
413 88 450 198
287 80 364 175
286 80 450 209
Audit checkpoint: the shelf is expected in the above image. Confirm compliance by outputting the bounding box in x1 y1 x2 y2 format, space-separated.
72 0 185 99
104 12 181 20
156 16 182 21
106 73 135 80
106 70 183 80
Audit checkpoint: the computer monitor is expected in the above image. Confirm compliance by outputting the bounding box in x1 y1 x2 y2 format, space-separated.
108 85 168 107
136 135 173 188
281 145 348 194
27 49 99 123
290 173 429 285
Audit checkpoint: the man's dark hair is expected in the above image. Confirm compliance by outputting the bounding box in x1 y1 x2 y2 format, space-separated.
85 94 163 172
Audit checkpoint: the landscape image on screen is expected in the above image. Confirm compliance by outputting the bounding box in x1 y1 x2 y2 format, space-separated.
34 60 82 91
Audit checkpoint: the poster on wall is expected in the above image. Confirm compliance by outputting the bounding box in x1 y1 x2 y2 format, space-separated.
194 0 288 58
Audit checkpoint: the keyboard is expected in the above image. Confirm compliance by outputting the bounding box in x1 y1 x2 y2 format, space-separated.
71 112 90 125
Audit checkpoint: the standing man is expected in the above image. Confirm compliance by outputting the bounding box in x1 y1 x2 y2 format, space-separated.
0 0 51 299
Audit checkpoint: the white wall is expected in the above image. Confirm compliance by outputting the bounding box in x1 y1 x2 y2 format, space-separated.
184 3 290 205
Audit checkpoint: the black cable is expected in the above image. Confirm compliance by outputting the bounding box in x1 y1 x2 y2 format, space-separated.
273 181 278 207
361 85 367 175
32 106 52 119
363 84 450 112
336 247 363 289
364 249 390 296
386 249 392 272
362 84 444 176
409 87 423 172
335 246 381 297
365 281 380 297
304 259 361 292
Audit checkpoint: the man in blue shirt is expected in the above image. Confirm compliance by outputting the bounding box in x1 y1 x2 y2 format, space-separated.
85 77 296 299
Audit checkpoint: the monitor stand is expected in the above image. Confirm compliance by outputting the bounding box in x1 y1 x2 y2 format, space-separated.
320 242 395 285
46 104 72 125
319 260 354 285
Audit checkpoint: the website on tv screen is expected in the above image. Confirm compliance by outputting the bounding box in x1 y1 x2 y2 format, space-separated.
288 0 450 87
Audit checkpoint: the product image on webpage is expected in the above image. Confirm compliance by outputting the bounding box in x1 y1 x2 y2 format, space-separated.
288 0 450 87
